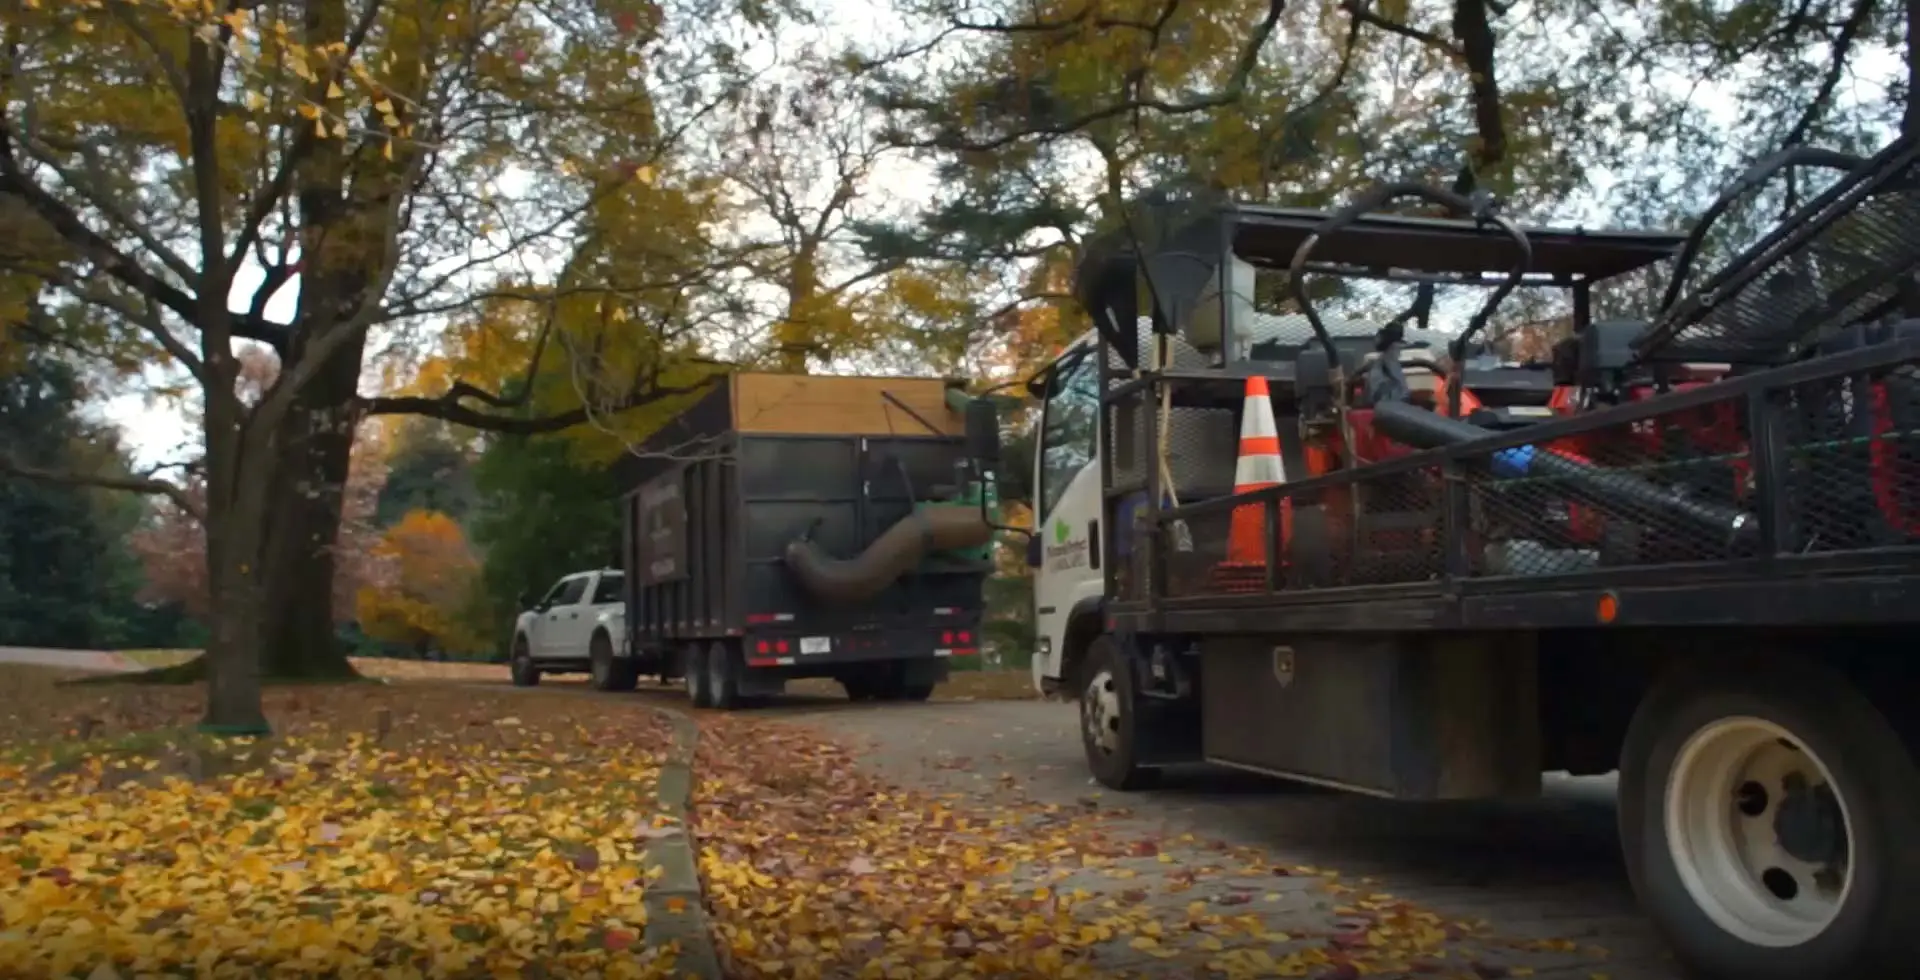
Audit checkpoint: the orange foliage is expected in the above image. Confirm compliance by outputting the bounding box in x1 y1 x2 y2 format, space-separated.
353 509 490 655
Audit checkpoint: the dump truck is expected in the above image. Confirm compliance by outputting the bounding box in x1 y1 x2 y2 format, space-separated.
602 370 1003 708
991 142 1920 980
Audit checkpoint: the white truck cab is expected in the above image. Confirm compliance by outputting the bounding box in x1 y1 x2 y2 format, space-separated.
509 568 628 688
1026 331 1106 697
1026 309 1410 697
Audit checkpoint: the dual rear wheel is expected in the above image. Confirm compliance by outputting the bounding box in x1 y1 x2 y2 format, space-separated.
682 641 743 710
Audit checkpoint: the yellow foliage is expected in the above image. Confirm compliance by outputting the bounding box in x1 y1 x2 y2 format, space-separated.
355 509 490 655
0 677 678 977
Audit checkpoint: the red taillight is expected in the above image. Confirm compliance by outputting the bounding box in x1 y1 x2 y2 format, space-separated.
775 639 790 654
942 631 954 644
755 640 770 654
958 630 971 643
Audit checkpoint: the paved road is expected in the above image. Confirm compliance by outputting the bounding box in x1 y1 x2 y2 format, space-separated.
749 693 1680 978
0 647 140 672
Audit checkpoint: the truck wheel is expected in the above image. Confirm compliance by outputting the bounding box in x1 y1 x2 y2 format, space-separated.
900 683 935 702
683 644 713 708
1619 656 1920 980
1080 637 1161 791
510 637 539 687
589 633 637 692
707 641 742 710
840 678 877 701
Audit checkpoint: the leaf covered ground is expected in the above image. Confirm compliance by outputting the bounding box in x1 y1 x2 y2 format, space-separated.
692 715 1614 980
0 666 680 978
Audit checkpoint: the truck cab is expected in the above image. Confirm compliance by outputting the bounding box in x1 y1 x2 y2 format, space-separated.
509 568 625 687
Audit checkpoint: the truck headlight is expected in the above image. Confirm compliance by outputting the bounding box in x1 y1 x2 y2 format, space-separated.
1037 637 1052 659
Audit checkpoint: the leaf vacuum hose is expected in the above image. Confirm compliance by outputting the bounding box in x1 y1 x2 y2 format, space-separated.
782 505 993 606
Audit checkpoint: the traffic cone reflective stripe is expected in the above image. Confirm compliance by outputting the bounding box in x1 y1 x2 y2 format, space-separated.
1225 374 1287 567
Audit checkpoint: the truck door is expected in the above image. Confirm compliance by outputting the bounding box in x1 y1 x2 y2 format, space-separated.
540 574 593 658
1032 344 1105 690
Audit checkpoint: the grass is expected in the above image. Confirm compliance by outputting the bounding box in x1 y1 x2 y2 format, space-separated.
117 648 200 668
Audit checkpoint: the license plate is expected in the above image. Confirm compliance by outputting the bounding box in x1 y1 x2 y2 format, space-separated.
799 636 831 655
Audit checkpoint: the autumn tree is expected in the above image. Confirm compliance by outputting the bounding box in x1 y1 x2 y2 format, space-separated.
0 0 761 730
354 508 490 657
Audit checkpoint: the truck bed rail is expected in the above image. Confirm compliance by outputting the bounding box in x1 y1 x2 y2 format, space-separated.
1137 334 1920 607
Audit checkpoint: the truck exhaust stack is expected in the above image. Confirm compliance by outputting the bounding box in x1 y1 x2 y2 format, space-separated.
783 505 993 606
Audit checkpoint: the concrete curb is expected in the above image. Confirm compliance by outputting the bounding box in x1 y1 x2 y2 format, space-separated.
640 707 723 978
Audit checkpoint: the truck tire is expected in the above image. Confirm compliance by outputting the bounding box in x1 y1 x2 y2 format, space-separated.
589 632 638 692
510 637 539 687
899 683 935 702
1618 655 1920 980
840 677 878 701
707 641 742 710
683 644 713 708
1079 636 1161 791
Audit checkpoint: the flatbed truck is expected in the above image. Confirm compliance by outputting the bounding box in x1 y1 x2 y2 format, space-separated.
1000 142 1920 979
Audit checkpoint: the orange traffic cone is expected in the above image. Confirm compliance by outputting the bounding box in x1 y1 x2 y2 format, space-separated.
1225 375 1287 567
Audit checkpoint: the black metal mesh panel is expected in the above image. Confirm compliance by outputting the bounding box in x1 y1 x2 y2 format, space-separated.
1455 401 1756 576
1644 155 1920 364
1777 360 1920 552
1294 463 1450 588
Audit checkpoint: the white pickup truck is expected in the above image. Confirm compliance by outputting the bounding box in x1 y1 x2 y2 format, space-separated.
508 568 635 690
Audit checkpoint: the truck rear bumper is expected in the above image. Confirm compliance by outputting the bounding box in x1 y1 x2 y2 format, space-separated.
740 626 980 669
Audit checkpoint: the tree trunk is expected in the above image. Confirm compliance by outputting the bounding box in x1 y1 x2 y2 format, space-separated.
258 337 367 681
197 383 273 734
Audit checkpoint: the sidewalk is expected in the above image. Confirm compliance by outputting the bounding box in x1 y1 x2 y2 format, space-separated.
0 647 141 672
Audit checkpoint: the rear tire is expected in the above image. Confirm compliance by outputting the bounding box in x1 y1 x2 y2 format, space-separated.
510 637 540 688
683 644 713 708
1079 637 1160 791
841 676 878 701
899 683 935 702
1619 654 1920 980
589 632 638 692
707 641 742 710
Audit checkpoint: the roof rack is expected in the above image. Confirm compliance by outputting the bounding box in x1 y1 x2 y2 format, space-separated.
1074 187 1685 368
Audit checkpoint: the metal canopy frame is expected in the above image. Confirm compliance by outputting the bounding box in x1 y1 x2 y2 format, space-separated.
1073 199 1688 371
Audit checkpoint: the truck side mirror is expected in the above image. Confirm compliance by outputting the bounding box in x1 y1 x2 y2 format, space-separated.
1025 534 1043 568
965 397 1001 462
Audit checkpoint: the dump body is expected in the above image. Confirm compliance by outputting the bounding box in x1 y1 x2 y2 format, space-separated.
617 372 991 694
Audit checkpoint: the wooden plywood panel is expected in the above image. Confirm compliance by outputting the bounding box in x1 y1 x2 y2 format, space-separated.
730 373 966 437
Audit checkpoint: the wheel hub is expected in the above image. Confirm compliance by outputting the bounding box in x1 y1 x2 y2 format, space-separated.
1082 669 1121 755
1773 774 1847 866
1664 716 1855 948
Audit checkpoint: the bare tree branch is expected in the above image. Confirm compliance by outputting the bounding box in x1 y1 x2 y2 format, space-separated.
359 377 718 435
881 0 1291 152
0 452 204 519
